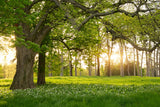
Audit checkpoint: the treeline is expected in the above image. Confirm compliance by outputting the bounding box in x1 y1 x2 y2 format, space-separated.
0 64 16 78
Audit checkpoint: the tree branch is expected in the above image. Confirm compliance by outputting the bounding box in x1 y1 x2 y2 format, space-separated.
25 0 43 12
34 25 52 44
103 21 160 52
30 12 49 38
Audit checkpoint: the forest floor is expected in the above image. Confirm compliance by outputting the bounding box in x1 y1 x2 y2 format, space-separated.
0 76 160 107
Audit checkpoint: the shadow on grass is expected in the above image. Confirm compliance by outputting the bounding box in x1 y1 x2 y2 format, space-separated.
0 84 10 88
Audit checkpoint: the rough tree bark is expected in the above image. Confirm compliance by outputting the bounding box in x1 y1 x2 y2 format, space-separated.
10 24 51 89
10 46 36 89
37 51 46 85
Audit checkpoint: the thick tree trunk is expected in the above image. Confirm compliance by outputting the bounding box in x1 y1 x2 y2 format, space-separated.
10 46 36 89
37 52 46 85
97 55 100 76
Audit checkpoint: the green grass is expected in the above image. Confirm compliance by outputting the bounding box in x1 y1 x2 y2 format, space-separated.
0 76 160 107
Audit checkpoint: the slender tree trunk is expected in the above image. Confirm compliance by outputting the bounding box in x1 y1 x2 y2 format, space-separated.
95 57 97 76
146 51 150 76
148 52 151 77
146 51 148 76
37 52 46 85
106 39 113 77
3 56 7 78
10 46 36 89
153 50 156 76
125 46 130 76
136 49 140 76
141 51 144 77
80 56 82 76
133 48 136 76
105 60 107 76
97 55 100 76
151 53 153 76
60 52 63 76
68 52 73 76
97 27 100 76
156 48 159 77
119 41 124 77
107 56 111 77
3 66 6 79
159 47 160 77
75 55 77 76
88 61 92 76
69 60 72 76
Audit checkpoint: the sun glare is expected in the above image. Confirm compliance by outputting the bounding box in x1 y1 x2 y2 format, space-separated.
111 54 120 63
0 36 16 66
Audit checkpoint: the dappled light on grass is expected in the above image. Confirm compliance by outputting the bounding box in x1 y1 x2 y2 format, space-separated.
0 76 160 107
46 76 160 86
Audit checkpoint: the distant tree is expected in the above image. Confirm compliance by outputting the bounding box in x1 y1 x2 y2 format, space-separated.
0 64 3 78
141 51 144 77
125 45 130 76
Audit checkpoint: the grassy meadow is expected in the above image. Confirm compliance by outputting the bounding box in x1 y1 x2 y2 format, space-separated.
0 76 160 107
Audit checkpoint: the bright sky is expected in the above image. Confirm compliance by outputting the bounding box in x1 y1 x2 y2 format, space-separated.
0 36 16 66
